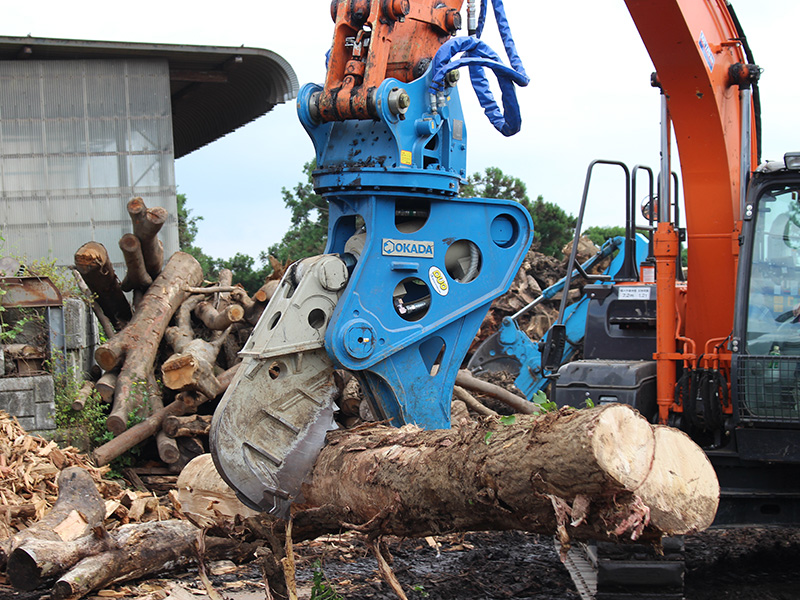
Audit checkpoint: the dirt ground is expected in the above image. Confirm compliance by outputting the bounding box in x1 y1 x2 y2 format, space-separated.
4 526 799 600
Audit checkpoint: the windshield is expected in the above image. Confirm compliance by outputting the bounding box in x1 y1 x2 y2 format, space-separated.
745 184 800 355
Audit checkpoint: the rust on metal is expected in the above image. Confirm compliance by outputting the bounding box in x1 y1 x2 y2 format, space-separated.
0 277 63 308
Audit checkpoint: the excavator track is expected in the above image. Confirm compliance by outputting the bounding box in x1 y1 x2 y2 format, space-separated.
557 539 686 600
209 255 349 518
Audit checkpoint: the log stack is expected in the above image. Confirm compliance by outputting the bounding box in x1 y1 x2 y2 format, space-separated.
69 197 282 471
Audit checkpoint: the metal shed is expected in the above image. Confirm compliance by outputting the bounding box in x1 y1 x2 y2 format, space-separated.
0 36 298 268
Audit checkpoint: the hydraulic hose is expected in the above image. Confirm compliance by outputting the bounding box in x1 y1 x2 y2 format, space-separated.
429 0 529 137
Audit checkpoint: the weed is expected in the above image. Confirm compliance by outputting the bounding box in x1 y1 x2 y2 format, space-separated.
310 560 344 600
50 356 109 452
532 389 557 413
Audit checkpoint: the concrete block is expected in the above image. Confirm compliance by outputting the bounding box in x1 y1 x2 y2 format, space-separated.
0 375 56 431
64 298 87 350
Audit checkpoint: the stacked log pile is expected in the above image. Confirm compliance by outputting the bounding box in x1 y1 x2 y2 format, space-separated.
71 198 284 470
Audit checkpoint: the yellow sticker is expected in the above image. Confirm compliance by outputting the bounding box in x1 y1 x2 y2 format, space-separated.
400 150 413 165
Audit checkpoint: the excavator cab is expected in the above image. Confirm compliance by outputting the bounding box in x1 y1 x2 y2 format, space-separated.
735 156 800 424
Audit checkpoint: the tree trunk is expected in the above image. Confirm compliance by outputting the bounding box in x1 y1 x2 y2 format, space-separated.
95 371 117 403
127 197 167 279
71 269 115 339
298 404 718 542
74 242 131 330
9 518 257 599
92 399 190 467
0 467 105 572
194 300 244 330
163 414 212 438
95 252 203 434
70 381 95 412
118 233 152 292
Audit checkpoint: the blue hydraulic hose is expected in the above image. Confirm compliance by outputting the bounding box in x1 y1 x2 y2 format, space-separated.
430 0 529 137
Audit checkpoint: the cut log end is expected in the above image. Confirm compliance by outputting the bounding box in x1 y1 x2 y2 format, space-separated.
8 547 42 590
590 404 655 492
635 425 720 535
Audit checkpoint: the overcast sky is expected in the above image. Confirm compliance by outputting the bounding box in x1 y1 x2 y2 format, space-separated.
4 1 799 260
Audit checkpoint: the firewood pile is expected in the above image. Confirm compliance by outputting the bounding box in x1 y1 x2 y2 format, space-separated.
71 197 287 472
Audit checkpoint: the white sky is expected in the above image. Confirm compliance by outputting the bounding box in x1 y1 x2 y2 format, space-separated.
4 1 799 260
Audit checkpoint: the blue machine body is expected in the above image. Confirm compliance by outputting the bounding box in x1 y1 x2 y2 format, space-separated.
298 66 532 429
499 234 651 400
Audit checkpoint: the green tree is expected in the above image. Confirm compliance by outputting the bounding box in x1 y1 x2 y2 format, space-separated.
176 192 216 275
265 161 328 263
582 225 627 248
177 192 269 294
461 167 576 257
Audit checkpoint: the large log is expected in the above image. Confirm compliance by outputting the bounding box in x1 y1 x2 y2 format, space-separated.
299 404 718 542
0 467 105 573
95 252 203 434
74 242 131 330
189 405 716 547
118 233 152 292
50 521 257 600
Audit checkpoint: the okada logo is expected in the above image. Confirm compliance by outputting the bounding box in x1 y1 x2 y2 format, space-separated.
382 239 435 258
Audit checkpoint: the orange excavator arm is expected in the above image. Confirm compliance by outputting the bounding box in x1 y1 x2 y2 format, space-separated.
624 0 760 420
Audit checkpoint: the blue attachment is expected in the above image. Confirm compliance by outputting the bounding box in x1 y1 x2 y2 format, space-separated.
430 0 529 137
324 191 532 428
500 235 650 399
298 71 467 197
298 64 532 429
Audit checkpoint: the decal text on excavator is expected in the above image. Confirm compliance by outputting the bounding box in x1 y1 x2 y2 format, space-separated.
382 239 435 258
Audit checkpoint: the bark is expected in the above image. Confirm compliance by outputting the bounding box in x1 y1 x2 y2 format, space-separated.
0 467 105 573
95 252 203 434
93 399 190 467
455 369 537 415
118 233 152 292
194 300 245 330
127 197 167 279
298 405 718 542
163 414 212 438
95 371 117 403
74 242 131 329
46 520 257 600
70 380 95 412
71 269 115 339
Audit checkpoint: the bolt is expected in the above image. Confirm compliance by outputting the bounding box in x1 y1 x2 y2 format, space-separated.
446 70 460 86
343 321 376 359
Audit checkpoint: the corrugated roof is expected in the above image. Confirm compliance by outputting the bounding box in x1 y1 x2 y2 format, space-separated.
0 36 299 158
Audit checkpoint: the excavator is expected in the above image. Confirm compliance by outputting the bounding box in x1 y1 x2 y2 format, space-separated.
210 0 800 590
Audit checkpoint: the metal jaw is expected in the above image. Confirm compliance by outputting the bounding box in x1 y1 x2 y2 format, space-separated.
209 255 349 519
